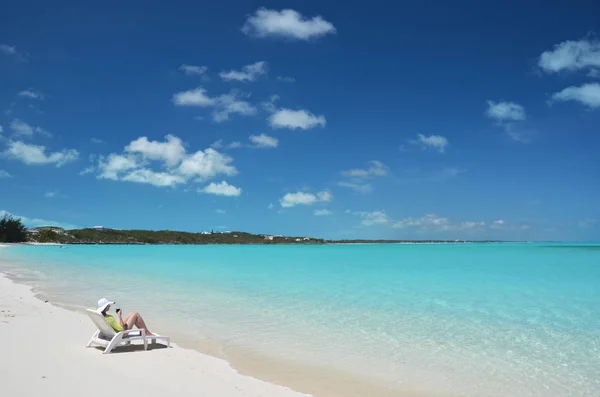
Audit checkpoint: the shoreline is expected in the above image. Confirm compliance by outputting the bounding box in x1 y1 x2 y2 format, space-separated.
0 267 435 397
0 271 310 397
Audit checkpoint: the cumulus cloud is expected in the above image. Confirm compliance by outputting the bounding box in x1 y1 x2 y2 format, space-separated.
220 61 267 82
314 209 332 216
337 181 373 194
280 190 332 207
177 148 238 180
179 64 208 76
486 101 526 121
172 87 257 122
249 133 278 148
551 83 600 109
172 87 216 107
355 211 390 226
490 220 505 229
242 8 336 40
125 135 186 167
485 101 530 142
269 108 326 129
393 213 485 232
3 141 79 167
341 160 388 179
18 90 44 100
199 181 242 196
94 135 239 189
538 38 600 74
9 119 49 137
122 168 186 187
413 134 449 153
212 92 257 122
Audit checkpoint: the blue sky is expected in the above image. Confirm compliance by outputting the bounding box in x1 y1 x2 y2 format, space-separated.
1 1 599 240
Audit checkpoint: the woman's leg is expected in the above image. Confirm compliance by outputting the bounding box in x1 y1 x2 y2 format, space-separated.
124 312 153 335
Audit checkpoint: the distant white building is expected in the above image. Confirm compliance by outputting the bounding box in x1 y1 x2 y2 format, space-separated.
264 235 274 241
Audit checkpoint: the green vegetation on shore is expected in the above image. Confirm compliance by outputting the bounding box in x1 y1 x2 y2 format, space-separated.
0 214 28 243
3 216 499 245
28 227 326 245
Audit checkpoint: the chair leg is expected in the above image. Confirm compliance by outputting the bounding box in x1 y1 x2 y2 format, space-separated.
104 334 123 354
86 331 100 347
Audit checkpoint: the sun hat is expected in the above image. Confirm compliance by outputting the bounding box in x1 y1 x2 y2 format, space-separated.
97 298 115 313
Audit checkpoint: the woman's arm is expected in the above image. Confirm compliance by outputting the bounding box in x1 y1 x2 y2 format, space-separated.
117 310 128 329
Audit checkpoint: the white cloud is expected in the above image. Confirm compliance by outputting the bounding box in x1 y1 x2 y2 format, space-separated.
3 141 79 167
220 61 267 82
212 92 257 122
414 134 448 153
177 148 238 180
280 190 333 207
125 135 186 167
44 190 60 198
393 214 485 232
0 44 16 55
355 211 390 226
91 137 105 144
172 87 216 107
538 38 600 74
490 220 505 229
268 203 274 209
249 133 278 148
79 166 95 175
93 136 240 189
122 168 186 187
337 181 373 194
277 76 295 83
242 8 336 40
18 90 44 100
10 119 35 136
0 210 78 230
199 181 242 196
341 160 388 179
0 170 12 178
179 64 208 76
314 209 332 216
551 83 600 109
172 88 257 122
269 108 326 130
216 209 226 214
486 101 526 121
260 95 280 114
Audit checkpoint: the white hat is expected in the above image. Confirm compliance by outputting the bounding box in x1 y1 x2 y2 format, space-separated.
97 298 115 313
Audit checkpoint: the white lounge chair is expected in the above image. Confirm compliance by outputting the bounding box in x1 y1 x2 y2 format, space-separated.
85 309 171 354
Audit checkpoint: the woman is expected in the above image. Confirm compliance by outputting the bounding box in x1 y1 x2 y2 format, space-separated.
96 297 154 336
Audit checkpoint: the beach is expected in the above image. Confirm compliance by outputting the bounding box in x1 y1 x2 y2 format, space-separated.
1 243 599 397
0 272 313 397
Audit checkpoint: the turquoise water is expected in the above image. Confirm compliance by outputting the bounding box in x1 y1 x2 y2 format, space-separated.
1 243 599 396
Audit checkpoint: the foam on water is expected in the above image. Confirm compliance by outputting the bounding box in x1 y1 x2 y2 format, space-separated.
1 243 599 396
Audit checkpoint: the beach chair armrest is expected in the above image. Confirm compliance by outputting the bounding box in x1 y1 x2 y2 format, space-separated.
123 329 145 337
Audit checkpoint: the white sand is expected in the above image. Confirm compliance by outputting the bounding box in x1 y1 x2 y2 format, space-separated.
0 272 310 397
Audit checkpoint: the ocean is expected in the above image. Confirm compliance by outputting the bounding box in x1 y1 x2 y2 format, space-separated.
1 243 599 396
